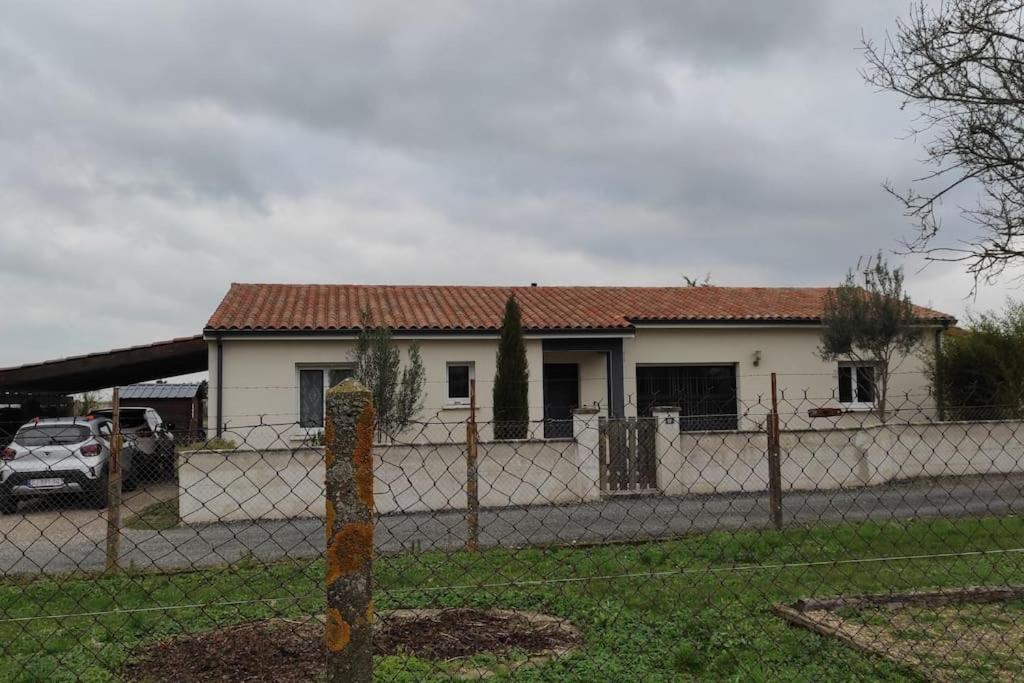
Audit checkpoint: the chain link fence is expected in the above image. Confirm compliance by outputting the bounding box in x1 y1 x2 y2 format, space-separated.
2 373 1024 680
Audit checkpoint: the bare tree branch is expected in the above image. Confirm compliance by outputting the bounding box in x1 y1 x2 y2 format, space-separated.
865 0 1024 286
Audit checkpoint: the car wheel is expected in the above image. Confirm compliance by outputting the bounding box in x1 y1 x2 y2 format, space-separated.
162 454 176 479
123 468 138 493
0 496 17 515
87 471 109 509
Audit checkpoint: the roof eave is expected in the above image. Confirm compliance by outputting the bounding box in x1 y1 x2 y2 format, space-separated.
202 326 635 339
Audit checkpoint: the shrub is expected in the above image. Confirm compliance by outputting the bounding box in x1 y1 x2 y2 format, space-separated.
931 300 1024 420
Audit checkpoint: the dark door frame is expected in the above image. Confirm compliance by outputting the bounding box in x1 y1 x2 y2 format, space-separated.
541 338 625 418
542 363 580 438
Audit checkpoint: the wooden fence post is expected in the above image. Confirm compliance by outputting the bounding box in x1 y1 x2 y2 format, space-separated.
767 373 784 530
105 388 122 573
324 379 375 683
466 379 480 551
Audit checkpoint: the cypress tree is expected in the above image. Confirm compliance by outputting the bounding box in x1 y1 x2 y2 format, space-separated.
493 295 530 439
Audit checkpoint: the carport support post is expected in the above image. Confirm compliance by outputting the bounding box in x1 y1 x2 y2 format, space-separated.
324 379 375 683
105 388 122 573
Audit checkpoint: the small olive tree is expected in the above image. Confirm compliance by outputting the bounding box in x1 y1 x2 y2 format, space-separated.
819 254 923 420
351 310 425 440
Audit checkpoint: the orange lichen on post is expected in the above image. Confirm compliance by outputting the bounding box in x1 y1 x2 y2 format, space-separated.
325 522 374 586
353 403 375 509
325 499 336 543
325 608 352 653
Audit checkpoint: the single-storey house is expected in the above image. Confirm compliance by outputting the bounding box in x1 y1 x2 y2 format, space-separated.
202 283 955 448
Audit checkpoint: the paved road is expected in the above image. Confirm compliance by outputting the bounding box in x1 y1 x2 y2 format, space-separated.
2 474 1023 575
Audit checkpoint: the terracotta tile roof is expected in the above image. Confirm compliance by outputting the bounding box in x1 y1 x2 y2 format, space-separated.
204 283 956 333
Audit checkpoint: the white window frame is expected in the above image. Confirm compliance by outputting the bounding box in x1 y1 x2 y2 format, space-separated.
838 362 878 411
296 364 356 432
445 362 475 407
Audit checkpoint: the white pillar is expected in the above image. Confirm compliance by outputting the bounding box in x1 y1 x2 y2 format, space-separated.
572 407 601 501
653 406 684 496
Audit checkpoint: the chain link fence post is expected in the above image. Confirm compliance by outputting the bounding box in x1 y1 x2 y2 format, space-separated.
466 378 480 551
324 379 375 683
104 387 122 573
768 372 784 530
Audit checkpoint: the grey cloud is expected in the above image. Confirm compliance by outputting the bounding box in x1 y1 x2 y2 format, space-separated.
0 0 1010 367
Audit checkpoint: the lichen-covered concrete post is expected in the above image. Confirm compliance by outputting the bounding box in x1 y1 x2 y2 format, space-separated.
324 379 375 683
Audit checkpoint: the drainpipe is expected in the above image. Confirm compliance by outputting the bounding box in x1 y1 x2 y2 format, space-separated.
216 336 224 438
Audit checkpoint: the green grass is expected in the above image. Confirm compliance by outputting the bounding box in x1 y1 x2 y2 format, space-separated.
3 515 1024 681
123 499 179 531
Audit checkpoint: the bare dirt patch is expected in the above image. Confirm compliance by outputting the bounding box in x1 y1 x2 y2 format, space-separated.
776 586 1024 683
122 608 581 682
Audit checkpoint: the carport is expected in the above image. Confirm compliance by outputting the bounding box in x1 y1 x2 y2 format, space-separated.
0 335 207 394
0 335 207 441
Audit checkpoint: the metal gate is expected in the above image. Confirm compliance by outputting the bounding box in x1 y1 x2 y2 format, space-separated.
598 417 657 493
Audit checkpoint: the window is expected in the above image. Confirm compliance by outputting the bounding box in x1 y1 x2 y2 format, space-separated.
838 363 876 407
14 425 91 447
636 365 738 431
298 366 355 428
446 363 474 405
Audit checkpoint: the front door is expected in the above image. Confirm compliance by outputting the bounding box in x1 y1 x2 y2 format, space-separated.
543 363 579 438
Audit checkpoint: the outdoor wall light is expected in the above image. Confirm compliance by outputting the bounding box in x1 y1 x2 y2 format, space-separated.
752 350 762 367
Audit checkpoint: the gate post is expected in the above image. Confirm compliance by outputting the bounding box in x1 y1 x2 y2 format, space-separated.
653 406 682 495
571 407 601 501
324 379 375 683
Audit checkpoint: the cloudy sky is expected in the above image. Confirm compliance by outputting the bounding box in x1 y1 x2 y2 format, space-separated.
0 1 1017 367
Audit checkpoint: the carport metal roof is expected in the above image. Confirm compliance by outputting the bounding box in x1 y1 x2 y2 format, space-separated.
0 336 207 394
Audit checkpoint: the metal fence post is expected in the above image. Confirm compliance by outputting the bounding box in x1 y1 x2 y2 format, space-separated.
104 387 122 573
768 373 784 530
466 379 480 551
324 379 375 683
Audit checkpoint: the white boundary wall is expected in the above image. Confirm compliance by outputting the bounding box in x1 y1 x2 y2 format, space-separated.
179 416 1024 524
656 418 1024 496
179 438 586 524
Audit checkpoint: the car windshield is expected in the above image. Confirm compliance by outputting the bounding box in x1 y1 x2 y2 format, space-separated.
14 425 92 447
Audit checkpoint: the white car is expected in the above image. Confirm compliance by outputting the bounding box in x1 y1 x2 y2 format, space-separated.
0 417 137 513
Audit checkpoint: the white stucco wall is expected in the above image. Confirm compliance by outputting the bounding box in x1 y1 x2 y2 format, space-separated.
179 417 1024 523
208 337 547 447
624 326 938 428
178 438 583 524
207 325 940 448
656 419 1024 496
